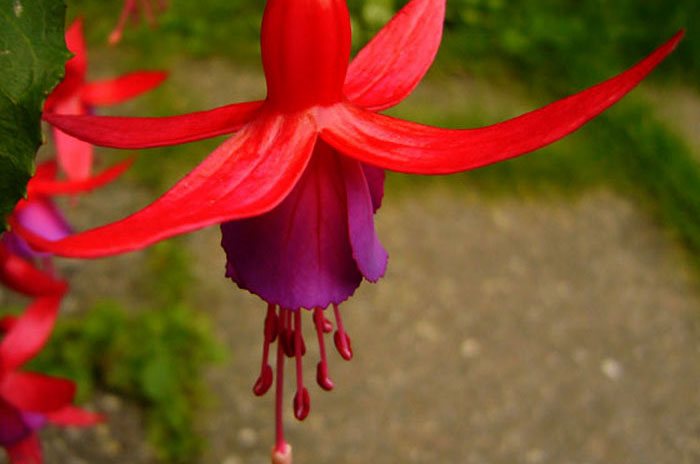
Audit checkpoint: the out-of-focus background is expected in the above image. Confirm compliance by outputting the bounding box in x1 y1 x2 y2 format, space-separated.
5 0 700 462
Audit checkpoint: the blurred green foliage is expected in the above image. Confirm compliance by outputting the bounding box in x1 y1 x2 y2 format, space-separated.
68 0 697 88
30 241 223 463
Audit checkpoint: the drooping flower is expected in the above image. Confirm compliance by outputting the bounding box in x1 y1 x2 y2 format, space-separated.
4 159 132 266
36 0 682 457
44 19 165 181
108 0 169 46
0 292 103 464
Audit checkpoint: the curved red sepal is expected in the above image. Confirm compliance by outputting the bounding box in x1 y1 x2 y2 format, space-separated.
43 100 263 149
80 71 168 107
0 372 75 413
0 294 63 373
323 31 684 174
28 159 133 196
0 244 68 297
345 0 445 111
23 112 317 258
47 406 104 426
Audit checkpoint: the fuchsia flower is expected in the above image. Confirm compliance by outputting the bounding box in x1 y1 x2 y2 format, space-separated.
109 0 169 45
0 255 102 464
37 0 681 456
44 19 165 181
0 157 127 461
4 159 132 264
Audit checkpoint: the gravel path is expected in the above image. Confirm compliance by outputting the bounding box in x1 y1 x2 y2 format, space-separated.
195 187 700 464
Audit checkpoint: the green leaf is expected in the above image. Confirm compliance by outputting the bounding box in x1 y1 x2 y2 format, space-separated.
0 0 69 230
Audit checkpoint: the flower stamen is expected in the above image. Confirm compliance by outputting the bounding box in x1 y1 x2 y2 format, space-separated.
253 304 278 396
313 307 334 391
332 304 353 360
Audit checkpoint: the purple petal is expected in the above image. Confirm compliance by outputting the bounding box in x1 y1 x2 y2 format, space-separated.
5 199 72 260
0 399 31 447
361 163 385 212
221 142 362 309
342 158 388 282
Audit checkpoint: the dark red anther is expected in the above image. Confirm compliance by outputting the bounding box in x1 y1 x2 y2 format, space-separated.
313 307 334 390
254 304 278 396
332 304 353 360
296 331 307 356
333 330 353 361
316 361 334 391
292 310 310 420
293 387 310 420
313 307 333 333
253 364 273 396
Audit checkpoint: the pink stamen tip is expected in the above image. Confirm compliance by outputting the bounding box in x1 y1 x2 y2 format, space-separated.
293 387 310 421
271 442 292 464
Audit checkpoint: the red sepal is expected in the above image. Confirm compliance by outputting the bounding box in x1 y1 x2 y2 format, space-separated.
323 31 684 174
345 0 445 111
43 100 263 149
22 111 317 257
0 372 75 413
0 294 63 373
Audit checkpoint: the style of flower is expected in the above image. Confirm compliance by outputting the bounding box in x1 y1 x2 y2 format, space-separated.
108 0 169 45
37 0 681 458
44 19 165 181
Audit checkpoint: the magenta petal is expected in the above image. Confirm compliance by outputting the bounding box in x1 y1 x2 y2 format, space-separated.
43 100 263 149
22 112 316 258
345 0 445 111
6 198 73 261
324 31 684 174
0 399 31 447
341 158 387 282
361 164 385 212
15 199 72 243
221 142 362 309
